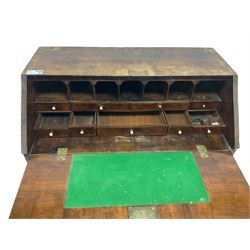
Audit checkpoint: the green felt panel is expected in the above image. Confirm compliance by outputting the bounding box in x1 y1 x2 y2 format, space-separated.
64 152 209 208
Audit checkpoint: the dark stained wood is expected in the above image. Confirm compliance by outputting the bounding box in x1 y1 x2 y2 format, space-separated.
23 47 236 77
64 207 128 219
34 103 70 112
21 48 239 155
10 151 249 219
96 112 167 136
18 47 243 219
157 204 190 219
30 134 229 155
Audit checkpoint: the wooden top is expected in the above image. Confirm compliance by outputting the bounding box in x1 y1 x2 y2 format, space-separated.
23 47 236 77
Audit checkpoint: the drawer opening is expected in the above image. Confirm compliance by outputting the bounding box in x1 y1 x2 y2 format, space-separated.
33 81 68 103
34 112 70 130
187 110 225 127
70 112 96 127
95 81 118 101
165 111 191 127
144 81 167 101
120 81 143 101
97 111 167 127
168 81 193 101
69 81 94 101
192 81 225 102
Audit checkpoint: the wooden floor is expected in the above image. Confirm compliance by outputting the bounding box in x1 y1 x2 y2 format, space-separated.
10 149 249 218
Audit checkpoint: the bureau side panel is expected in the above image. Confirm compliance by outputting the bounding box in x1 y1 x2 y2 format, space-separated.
21 74 27 155
233 75 239 150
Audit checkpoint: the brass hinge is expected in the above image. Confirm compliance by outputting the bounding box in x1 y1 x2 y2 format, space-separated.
56 148 68 161
196 145 208 158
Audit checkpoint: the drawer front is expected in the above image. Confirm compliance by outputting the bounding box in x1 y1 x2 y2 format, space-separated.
97 103 130 111
71 102 98 111
192 127 223 134
167 127 192 135
97 126 167 136
69 127 96 137
34 129 69 138
131 103 164 111
34 103 70 111
190 102 222 110
165 102 190 110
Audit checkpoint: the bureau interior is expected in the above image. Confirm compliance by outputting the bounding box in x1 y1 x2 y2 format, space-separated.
31 79 228 103
26 77 235 155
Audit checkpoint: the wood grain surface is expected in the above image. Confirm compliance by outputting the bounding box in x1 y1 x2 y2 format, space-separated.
22 47 236 76
10 150 249 219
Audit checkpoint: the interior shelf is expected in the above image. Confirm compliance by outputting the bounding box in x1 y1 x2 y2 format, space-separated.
192 81 224 102
69 81 94 101
188 110 225 127
95 81 118 101
144 81 167 101
168 81 193 101
34 81 68 103
120 81 143 101
165 111 191 127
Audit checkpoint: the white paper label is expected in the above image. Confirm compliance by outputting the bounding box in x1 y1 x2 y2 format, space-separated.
26 69 44 75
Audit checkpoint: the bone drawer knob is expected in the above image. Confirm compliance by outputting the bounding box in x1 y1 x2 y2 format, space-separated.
51 106 56 111
178 130 182 135
158 104 162 109
207 129 212 134
130 129 134 135
49 132 54 137
202 104 206 108
80 130 84 135
99 105 103 110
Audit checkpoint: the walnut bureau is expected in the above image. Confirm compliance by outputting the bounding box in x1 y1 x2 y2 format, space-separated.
10 47 249 219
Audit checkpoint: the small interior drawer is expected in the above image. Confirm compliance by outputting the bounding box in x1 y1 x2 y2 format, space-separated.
70 102 98 111
96 103 130 111
131 103 164 111
165 111 192 135
34 103 70 111
97 111 167 136
69 112 96 136
187 110 226 134
33 112 70 137
165 101 190 110
190 102 222 110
